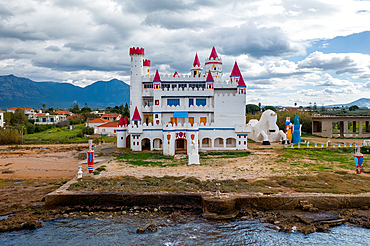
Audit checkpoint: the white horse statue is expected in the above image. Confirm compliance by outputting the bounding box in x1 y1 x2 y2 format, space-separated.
247 110 287 145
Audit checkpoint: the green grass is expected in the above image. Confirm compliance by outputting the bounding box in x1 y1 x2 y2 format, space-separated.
116 152 184 167
24 124 116 144
276 148 358 173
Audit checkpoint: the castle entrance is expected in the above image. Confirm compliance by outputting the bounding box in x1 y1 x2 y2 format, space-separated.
175 139 187 154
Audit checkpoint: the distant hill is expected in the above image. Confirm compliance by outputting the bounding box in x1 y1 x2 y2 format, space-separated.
328 98 370 108
0 75 130 109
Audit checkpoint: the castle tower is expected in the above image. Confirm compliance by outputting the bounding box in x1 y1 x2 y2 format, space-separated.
143 59 151 76
153 70 161 89
230 61 241 84
237 75 246 95
129 47 144 122
190 53 202 77
205 47 222 79
205 70 214 89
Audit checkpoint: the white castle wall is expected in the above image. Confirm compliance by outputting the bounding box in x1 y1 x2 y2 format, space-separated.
214 93 246 127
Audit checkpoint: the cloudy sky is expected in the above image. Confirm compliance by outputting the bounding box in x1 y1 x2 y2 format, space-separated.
1 0 370 106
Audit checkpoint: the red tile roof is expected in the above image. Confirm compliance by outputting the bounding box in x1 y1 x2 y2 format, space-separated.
35 113 47 116
97 122 118 128
238 75 246 87
7 107 33 111
193 53 201 67
209 47 219 59
101 113 121 118
231 61 241 76
87 118 112 123
206 70 214 82
153 70 161 82
0 110 6 113
55 110 70 114
132 106 141 121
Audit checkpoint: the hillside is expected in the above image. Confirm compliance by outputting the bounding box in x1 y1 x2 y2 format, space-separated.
0 75 130 109
329 98 370 108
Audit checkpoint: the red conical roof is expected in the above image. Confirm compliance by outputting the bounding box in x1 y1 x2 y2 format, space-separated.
206 70 214 82
238 75 246 87
231 61 241 76
132 106 141 121
193 53 201 67
209 47 218 59
118 116 124 126
123 115 128 125
173 71 179 77
153 70 161 82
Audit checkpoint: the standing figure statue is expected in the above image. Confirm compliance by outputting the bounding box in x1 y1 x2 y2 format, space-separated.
285 117 293 144
292 115 301 144
354 147 364 174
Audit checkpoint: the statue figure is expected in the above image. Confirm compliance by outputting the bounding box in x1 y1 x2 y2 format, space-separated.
292 115 301 143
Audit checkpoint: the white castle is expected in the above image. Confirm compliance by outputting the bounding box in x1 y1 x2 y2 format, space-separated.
116 47 251 163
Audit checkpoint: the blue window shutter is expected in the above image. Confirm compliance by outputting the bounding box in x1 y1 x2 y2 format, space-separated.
167 99 180 106
196 99 206 106
189 98 194 107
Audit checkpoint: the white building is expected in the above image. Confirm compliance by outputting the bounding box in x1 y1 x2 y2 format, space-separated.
0 110 5 127
34 113 59 125
117 47 251 156
7 107 36 119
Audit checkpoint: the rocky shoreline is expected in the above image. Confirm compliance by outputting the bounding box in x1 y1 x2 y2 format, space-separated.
1 203 370 235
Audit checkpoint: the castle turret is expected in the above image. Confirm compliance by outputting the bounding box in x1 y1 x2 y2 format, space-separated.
153 70 161 89
230 61 241 84
190 53 202 77
143 59 151 76
237 75 246 95
205 70 214 89
205 47 222 79
129 47 144 122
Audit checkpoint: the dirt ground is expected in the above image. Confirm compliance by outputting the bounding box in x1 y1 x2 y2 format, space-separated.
0 138 367 181
0 144 90 179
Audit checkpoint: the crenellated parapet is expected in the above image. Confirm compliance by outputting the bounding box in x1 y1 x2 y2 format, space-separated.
130 47 144 56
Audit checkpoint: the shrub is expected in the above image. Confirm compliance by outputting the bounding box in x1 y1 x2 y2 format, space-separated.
82 126 94 135
76 132 83 138
0 128 22 145
56 120 70 128
25 122 35 134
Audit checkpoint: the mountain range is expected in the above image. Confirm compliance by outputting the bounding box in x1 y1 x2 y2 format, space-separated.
0 75 130 109
1 74 369 110
328 98 370 108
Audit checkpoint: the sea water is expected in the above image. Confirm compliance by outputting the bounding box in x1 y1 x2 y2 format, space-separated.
0 213 369 246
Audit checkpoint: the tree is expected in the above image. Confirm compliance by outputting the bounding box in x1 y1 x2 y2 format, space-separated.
11 108 27 126
123 103 129 118
246 104 260 114
349 105 359 111
42 104 46 112
71 102 80 113
263 106 276 111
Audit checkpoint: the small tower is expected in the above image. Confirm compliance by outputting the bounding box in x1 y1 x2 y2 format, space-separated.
230 61 241 84
143 59 151 76
205 47 222 79
153 70 161 89
132 106 141 125
190 53 202 77
205 70 214 90
129 47 145 122
237 75 246 95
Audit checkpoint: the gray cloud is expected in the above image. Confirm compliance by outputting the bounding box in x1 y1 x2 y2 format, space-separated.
0 3 13 19
64 43 100 52
45 45 61 52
